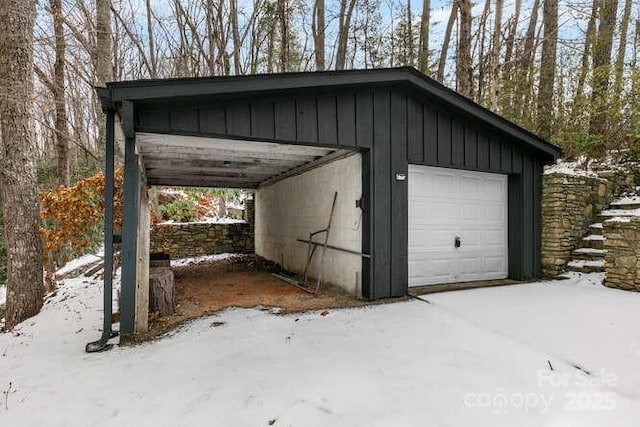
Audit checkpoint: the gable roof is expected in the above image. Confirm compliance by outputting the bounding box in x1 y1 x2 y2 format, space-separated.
99 67 561 160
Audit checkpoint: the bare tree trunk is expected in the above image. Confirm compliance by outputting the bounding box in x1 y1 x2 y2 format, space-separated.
145 0 157 77
514 0 540 119
0 0 45 329
475 0 491 103
206 0 217 74
95 0 112 160
312 0 325 70
536 0 558 140
231 0 242 74
96 0 112 85
336 0 357 70
456 0 473 97
418 0 430 73
407 0 415 65
501 0 521 116
51 0 70 186
437 1 458 82
573 0 598 116
489 0 504 111
589 0 618 140
277 0 288 71
612 0 632 106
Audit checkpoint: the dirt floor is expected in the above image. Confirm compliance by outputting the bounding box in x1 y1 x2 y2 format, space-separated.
142 255 381 341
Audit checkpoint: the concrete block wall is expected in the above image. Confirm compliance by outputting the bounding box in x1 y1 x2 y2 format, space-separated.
255 153 363 296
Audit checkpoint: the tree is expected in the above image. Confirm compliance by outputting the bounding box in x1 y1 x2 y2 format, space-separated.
573 0 598 119
0 0 45 329
456 0 473 97
589 0 618 141
437 1 458 82
312 0 325 70
51 0 70 186
489 0 504 111
500 0 521 116
612 0 632 107
278 0 289 71
513 0 540 120
536 0 558 140
96 0 112 85
336 0 357 70
418 0 430 74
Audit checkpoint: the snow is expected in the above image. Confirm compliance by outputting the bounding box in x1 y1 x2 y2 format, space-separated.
601 208 640 217
567 260 605 268
611 196 640 206
590 223 603 229
0 285 5 306
170 253 237 267
544 158 599 177
605 217 632 223
573 248 607 255
159 218 246 225
55 252 103 277
1 272 640 426
583 235 605 241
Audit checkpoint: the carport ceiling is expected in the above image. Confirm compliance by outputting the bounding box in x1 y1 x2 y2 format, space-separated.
136 132 354 188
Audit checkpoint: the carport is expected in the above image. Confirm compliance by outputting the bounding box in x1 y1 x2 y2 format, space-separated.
90 67 560 349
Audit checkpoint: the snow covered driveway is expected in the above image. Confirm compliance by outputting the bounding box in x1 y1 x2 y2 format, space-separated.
1 273 640 426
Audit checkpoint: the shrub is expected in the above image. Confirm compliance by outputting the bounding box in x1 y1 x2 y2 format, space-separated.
159 199 197 222
39 169 123 265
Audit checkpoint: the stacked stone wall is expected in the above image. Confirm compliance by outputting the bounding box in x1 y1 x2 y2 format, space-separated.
603 218 640 291
150 199 254 259
541 171 634 276
150 222 253 259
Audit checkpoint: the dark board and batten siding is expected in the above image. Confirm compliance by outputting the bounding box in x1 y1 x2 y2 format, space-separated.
136 87 545 298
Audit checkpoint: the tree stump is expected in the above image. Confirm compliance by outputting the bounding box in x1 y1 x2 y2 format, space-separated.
148 267 175 316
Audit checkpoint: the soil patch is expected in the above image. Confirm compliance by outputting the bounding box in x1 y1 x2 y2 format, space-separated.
136 255 393 341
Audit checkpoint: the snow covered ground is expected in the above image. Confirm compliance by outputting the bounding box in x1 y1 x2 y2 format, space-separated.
1 272 640 426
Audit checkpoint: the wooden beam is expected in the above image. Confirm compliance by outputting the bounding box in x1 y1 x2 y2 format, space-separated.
259 150 358 188
143 161 288 176
137 143 322 163
147 172 266 183
136 132 334 156
147 177 260 188
141 153 309 168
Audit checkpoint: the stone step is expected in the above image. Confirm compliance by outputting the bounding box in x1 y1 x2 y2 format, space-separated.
600 208 640 218
589 223 603 236
609 197 640 210
566 259 605 273
582 234 605 249
571 247 607 261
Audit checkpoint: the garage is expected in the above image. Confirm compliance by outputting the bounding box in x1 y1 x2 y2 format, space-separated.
94 67 561 343
408 165 508 286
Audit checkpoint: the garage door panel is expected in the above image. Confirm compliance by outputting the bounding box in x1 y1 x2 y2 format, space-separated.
460 203 481 221
484 204 507 222
409 229 454 251
408 165 508 287
485 256 507 274
484 228 506 246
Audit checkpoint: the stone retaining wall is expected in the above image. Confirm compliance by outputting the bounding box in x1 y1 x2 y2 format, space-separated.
603 218 640 291
151 199 254 259
541 171 634 276
150 221 254 259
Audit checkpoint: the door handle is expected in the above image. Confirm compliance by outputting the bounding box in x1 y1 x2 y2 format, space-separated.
454 236 461 249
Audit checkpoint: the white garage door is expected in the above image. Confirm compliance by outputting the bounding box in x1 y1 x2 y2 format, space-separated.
408 165 508 286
